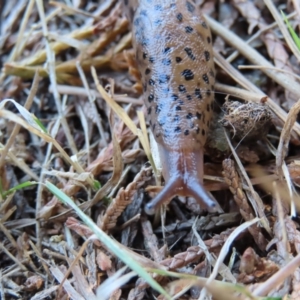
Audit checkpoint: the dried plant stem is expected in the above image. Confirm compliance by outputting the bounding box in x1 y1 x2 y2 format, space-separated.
264 0 300 62
208 16 300 136
253 252 300 296
100 166 152 232
276 99 300 174
207 15 300 97
226 11 297 62
224 131 271 234
0 72 39 168
223 159 267 251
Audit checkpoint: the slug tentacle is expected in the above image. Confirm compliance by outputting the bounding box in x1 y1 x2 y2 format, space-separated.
145 176 180 215
145 146 220 214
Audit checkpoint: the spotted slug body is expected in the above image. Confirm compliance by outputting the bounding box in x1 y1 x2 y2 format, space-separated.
124 0 219 213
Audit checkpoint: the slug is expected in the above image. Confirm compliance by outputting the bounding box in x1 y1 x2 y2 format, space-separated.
124 0 219 213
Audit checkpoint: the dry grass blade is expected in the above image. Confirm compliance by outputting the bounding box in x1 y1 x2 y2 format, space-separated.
253 252 300 297
0 72 39 168
223 159 267 250
264 0 300 63
0 109 94 187
207 15 300 98
276 99 300 174
92 67 138 136
224 130 271 234
208 218 260 286
4 0 35 66
50 266 86 300
216 83 266 103
92 67 157 174
87 133 123 208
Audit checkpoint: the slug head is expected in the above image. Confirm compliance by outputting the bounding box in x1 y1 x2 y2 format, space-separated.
145 146 221 215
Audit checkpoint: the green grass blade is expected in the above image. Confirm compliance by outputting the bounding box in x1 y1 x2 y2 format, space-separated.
2 181 37 197
46 181 170 299
281 10 300 50
33 116 48 133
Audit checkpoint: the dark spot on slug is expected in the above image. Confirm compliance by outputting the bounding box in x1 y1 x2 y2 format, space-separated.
195 88 202 99
154 19 162 26
186 94 192 100
140 10 147 16
202 21 208 29
155 104 162 113
206 89 211 96
176 57 182 63
184 47 195 60
158 116 166 126
174 126 181 133
165 33 172 41
147 107 152 114
162 87 170 93
185 26 193 33
145 68 151 75
143 52 147 59
202 129 206 136
171 94 179 101
177 13 183 21
134 18 141 26
163 131 171 138
196 112 201 119
149 79 155 85
186 113 193 119
164 47 171 54
182 69 194 81
209 69 215 77
186 1 195 13
158 74 170 84
162 58 171 65
204 51 210 61
142 38 150 46
178 85 186 92
184 129 189 135
143 83 147 92
202 74 209 84
173 115 180 122
207 36 211 43
148 94 154 102
176 105 182 111
149 56 155 63
196 127 200 134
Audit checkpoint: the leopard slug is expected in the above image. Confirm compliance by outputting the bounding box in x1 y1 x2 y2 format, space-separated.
124 0 219 213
